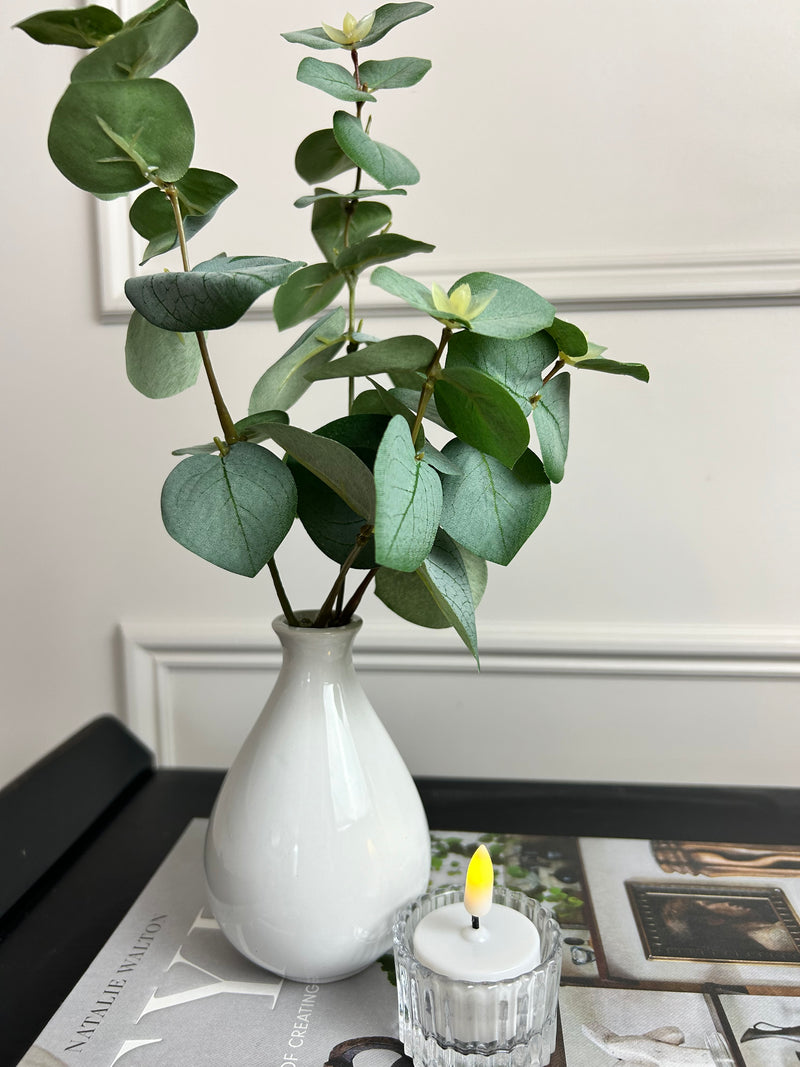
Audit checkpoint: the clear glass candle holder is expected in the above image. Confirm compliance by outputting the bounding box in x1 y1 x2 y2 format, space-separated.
393 887 562 1067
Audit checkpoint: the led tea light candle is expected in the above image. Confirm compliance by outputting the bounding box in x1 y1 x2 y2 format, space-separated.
393 845 562 1067
413 845 541 981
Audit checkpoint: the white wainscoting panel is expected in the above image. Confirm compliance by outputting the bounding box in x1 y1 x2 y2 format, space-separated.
120 622 800 788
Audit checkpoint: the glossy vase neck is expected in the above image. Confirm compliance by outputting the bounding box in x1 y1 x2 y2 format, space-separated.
272 613 362 677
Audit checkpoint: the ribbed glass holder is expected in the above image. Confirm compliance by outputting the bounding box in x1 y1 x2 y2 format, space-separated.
393 888 562 1067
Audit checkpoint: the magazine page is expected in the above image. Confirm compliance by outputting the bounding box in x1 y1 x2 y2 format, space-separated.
19 826 800 1066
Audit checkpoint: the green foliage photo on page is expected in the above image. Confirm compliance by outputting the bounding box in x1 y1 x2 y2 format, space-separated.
16 0 649 660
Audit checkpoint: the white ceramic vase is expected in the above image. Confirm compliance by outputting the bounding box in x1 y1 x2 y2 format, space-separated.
204 613 431 983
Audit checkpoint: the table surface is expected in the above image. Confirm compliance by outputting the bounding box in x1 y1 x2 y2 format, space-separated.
4 725 800 1066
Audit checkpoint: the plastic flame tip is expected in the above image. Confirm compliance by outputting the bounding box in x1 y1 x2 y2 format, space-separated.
463 843 494 918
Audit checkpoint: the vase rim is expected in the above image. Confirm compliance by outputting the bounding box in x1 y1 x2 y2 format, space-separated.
272 612 363 635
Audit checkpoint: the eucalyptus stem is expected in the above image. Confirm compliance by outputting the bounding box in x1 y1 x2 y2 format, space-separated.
163 184 238 446
540 357 565 390
347 276 357 330
268 558 299 627
411 326 452 445
340 566 379 624
314 524 374 627
342 53 365 250
313 51 375 625
351 47 361 90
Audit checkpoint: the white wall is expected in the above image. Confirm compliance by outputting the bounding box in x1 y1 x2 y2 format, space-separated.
1 0 798 788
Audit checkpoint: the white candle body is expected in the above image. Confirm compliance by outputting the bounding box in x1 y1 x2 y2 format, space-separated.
412 902 542 1045
414 902 541 981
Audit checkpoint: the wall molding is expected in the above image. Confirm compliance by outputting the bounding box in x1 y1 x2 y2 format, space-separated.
96 197 800 322
120 620 800 767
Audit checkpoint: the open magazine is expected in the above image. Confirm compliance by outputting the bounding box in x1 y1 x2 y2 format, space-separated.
19 821 800 1067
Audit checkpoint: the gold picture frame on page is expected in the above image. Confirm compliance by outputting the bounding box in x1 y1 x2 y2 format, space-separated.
626 882 800 966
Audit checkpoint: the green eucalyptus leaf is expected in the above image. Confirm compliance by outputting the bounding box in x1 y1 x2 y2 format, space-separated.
122 0 189 29
125 254 303 332
358 3 434 47
532 373 570 483
282 3 432 51
450 272 555 339
280 26 340 50
350 389 390 416
350 385 422 445
545 316 588 358
571 353 650 382
389 368 425 389
70 0 196 81
287 415 387 568
370 266 472 328
249 307 347 413
273 263 345 331
359 56 431 90
296 187 406 208
15 5 122 47
129 168 237 263
48 78 194 194
311 195 391 264
419 530 480 662
161 442 297 578
446 330 556 415
371 265 448 318
267 424 375 521
440 440 551 565
390 386 447 428
376 568 448 628
297 57 376 102
233 411 290 439
307 335 435 380
295 130 356 184
333 111 419 189
366 378 424 442
336 233 434 275
420 442 463 476
373 415 442 572
435 366 530 469
124 311 201 398
376 541 486 631
172 410 290 455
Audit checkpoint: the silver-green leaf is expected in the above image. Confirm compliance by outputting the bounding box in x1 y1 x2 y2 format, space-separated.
375 541 486 632
70 0 196 81
333 111 419 189
373 415 442 572
450 272 555 340
439 440 551 565
419 530 480 662
267 424 376 521
160 442 297 577
249 308 346 413
359 56 431 90
125 254 304 332
297 57 376 102
307 334 435 381
125 311 201 398
48 78 194 195
532 373 570 483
